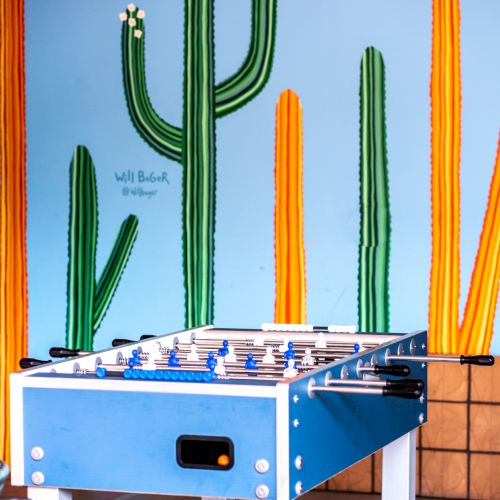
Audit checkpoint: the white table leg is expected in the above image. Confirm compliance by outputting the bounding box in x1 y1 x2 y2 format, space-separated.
382 429 416 500
27 487 72 500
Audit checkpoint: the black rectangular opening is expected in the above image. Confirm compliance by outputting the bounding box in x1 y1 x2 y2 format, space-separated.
176 435 234 470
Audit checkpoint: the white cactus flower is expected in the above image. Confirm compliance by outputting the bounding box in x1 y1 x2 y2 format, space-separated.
128 18 137 27
137 9 145 19
127 3 136 12
119 12 127 21
134 29 143 39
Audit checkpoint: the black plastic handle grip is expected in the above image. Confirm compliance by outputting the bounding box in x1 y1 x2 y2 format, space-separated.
112 338 134 347
49 347 80 358
383 386 422 399
140 334 156 340
460 355 495 366
373 364 411 377
386 378 424 390
19 358 52 369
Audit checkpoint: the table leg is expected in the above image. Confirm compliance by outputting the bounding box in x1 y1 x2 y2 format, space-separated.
27 487 72 500
382 429 416 500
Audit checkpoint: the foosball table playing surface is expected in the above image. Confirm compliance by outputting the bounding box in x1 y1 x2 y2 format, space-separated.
12 323 487 500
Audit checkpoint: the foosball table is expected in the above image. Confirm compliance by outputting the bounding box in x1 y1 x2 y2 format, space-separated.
10 324 493 500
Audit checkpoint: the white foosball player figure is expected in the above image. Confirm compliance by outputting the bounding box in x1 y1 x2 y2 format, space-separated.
186 344 199 362
283 359 298 378
214 357 226 376
315 332 327 348
301 348 316 366
141 355 155 370
224 345 237 363
278 337 290 353
262 346 275 364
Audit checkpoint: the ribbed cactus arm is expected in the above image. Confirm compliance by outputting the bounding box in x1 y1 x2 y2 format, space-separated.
358 47 391 333
122 7 183 163
66 146 98 351
214 0 277 118
93 215 139 331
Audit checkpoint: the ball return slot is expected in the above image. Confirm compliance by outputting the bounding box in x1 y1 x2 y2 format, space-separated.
176 435 234 470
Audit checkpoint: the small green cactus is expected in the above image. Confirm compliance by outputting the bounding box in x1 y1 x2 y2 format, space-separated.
358 47 391 333
66 146 139 350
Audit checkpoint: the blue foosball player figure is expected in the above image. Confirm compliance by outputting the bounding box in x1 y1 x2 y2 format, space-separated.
206 352 217 371
245 353 257 370
283 341 296 360
218 340 229 356
168 350 181 367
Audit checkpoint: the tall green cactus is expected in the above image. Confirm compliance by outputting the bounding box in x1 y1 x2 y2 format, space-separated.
66 146 139 351
120 1 277 328
358 47 391 333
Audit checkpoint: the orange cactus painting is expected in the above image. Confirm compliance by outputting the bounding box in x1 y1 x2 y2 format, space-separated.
0 0 28 462
429 0 500 354
460 138 500 354
274 89 307 324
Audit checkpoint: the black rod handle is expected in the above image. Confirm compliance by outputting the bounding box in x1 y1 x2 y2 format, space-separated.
19 358 52 369
49 347 80 358
383 386 422 399
112 338 135 347
140 334 156 340
386 378 424 390
460 355 495 366
373 364 411 377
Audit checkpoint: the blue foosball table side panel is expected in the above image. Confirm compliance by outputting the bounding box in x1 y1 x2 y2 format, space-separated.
287 330 427 495
21 387 278 498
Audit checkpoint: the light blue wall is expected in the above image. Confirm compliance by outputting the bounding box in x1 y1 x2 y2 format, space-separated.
25 0 500 357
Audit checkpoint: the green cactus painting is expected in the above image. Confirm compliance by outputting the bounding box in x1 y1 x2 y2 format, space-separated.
66 146 139 351
120 1 277 328
358 47 391 333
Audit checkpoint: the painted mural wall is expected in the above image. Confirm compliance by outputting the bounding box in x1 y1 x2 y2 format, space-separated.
21 0 500 361
0 0 498 463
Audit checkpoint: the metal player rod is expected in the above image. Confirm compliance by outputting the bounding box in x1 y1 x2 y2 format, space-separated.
160 353 343 369
186 340 376 350
325 378 424 388
177 346 358 357
171 350 346 361
100 357 307 374
189 338 371 347
157 358 296 368
174 346 355 360
312 386 389 395
312 385 422 399
169 350 351 365
386 354 494 366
